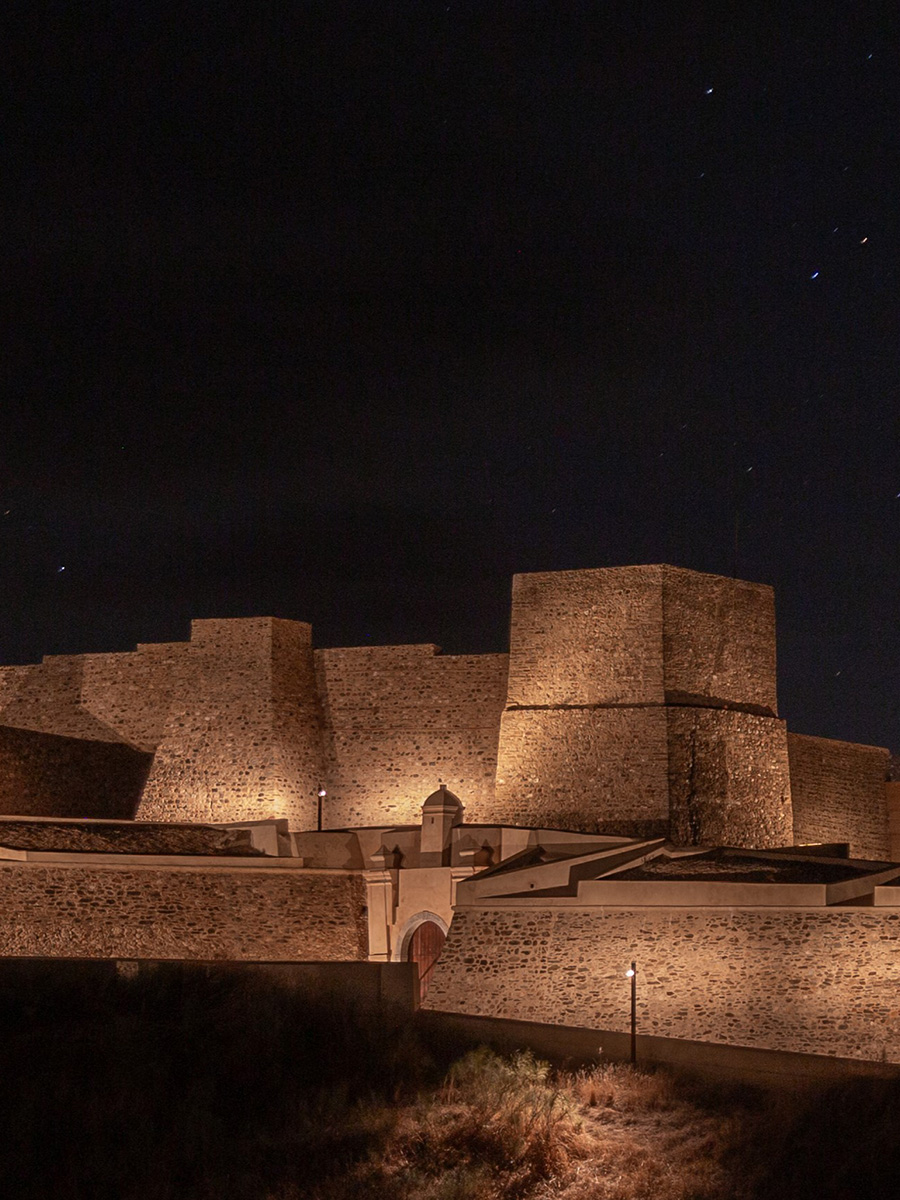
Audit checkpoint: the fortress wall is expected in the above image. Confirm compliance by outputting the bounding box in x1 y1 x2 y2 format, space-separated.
492 707 670 836
505 566 665 707
80 643 190 751
0 645 187 752
0 657 124 743
667 709 793 847
0 665 29 711
137 618 325 828
425 904 900 1063
0 864 367 961
661 568 777 712
316 646 508 827
0 725 151 818
888 782 900 862
789 733 890 860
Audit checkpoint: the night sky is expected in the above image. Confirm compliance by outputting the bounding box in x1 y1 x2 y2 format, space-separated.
3 5 899 753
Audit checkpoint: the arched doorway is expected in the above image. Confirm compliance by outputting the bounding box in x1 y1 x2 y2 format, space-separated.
406 920 446 1002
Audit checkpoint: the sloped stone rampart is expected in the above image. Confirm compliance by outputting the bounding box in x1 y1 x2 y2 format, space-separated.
788 733 890 860
0 864 367 960
0 726 151 819
667 709 793 847
0 645 189 751
424 904 900 1062
316 646 508 826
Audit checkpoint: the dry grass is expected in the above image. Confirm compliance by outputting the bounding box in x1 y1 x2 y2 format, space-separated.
5 965 899 1200
297 1052 743 1200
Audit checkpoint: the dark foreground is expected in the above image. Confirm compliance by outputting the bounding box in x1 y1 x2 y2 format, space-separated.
2 964 899 1200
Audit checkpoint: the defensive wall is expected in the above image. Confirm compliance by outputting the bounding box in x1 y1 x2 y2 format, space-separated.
0 855 367 961
0 565 891 851
492 565 794 846
314 644 508 826
788 733 891 859
424 891 900 1064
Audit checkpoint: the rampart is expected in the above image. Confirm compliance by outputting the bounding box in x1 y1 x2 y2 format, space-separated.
788 733 890 860
0 564 891 847
137 618 326 827
424 903 900 1063
0 860 367 961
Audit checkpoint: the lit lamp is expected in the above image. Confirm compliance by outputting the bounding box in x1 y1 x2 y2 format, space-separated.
316 785 327 832
625 962 636 1065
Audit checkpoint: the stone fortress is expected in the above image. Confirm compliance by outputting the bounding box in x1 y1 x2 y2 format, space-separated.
2 564 900 1069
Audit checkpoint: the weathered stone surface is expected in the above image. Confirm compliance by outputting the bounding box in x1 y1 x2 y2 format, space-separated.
493 706 670 835
0 864 367 961
137 618 326 828
425 904 900 1062
503 565 777 712
789 733 890 859
0 566 888 849
661 568 777 712
505 566 666 708
316 645 507 826
667 709 793 847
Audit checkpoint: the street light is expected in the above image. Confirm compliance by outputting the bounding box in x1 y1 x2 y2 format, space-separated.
625 962 636 1065
316 785 327 832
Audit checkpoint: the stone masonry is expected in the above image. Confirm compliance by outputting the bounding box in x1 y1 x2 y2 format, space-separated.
493 566 793 845
423 903 900 1063
0 565 890 850
0 861 367 961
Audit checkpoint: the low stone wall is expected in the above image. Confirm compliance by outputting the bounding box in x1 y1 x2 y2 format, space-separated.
424 904 900 1063
0 863 367 961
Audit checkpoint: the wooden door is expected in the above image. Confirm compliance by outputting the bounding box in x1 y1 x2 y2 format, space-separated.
408 920 446 1002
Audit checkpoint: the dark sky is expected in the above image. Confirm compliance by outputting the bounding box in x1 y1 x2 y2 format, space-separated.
3 4 899 751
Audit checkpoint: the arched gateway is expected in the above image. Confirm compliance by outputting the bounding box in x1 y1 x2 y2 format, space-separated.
401 914 447 1001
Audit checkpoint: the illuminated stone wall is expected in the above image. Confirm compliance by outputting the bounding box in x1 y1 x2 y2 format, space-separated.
315 645 508 826
137 618 325 828
667 709 793 847
0 863 367 961
492 706 670 836
425 904 900 1062
789 733 890 859
0 566 889 847
0 726 151 819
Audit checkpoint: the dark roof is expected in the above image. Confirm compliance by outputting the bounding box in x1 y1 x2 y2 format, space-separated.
0 821 266 857
610 849 890 885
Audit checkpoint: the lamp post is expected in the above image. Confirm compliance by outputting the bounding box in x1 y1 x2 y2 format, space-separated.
316 785 327 832
625 962 636 1065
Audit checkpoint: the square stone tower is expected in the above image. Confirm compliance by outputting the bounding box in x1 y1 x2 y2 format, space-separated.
493 565 793 846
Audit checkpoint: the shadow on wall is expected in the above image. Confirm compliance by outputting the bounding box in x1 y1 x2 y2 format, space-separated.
0 726 151 819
